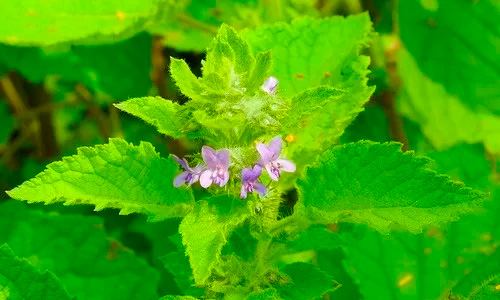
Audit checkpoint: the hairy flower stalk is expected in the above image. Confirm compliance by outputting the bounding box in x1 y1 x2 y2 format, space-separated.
200 146 230 188
257 136 296 180
172 155 205 187
261 76 279 94
240 165 266 199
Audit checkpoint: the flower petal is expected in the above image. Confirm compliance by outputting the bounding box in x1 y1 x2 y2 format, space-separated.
265 164 279 181
242 165 262 182
254 182 267 196
277 158 296 173
240 185 248 199
256 143 273 163
269 136 283 158
261 76 279 94
219 170 230 187
201 146 218 170
171 154 189 170
173 171 189 187
217 149 230 169
199 170 213 188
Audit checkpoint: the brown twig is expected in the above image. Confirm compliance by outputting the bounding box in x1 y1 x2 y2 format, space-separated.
75 84 111 139
151 36 168 99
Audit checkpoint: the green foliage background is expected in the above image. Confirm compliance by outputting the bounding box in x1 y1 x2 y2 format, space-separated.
0 0 498 299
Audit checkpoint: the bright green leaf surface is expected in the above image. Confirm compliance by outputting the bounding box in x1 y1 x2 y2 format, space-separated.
7 138 194 221
398 48 500 154
243 14 374 97
296 141 485 233
0 201 160 300
0 244 71 300
463 274 500 300
399 0 500 114
179 196 251 285
158 296 200 300
247 288 283 300
0 0 169 46
115 97 184 138
278 262 338 299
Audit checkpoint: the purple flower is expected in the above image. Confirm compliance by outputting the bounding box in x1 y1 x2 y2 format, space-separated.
261 76 278 94
257 136 296 181
240 165 266 199
199 146 230 188
172 155 205 187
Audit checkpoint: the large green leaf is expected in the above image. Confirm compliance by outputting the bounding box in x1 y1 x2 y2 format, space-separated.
0 0 170 46
7 138 194 221
296 141 485 233
115 97 183 138
0 244 71 300
0 201 160 300
397 48 500 154
278 262 338 299
399 0 500 114
243 14 374 98
179 196 251 285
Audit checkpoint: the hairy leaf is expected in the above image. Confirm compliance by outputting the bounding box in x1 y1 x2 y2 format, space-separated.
0 0 170 46
0 201 160 300
179 196 251 284
7 138 194 221
398 48 500 154
296 141 485 233
115 97 183 138
278 262 338 299
0 244 71 300
400 0 500 114
243 14 374 97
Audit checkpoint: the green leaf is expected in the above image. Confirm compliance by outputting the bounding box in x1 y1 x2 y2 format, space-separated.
0 200 160 300
399 0 500 114
247 288 283 300
287 225 342 252
115 97 184 138
169 58 205 101
243 14 374 98
160 249 204 296
0 0 170 46
453 251 500 299
466 274 500 300
296 141 485 233
158 296 200 300
341 105 392 144
397 48 500 154
278 262 338 300
6 138 194 221
179 196 251 285
0 244 71 300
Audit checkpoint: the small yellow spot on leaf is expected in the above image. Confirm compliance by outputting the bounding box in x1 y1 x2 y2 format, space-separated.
463 268 472 275
397 274 413 288
285 134 296 143
295 73 304 80
424 247 432 255
495 284 500 292
440 260 448 268
116 10 126 21
327 223 339 232
456 256 464 264
323 71 331 78
481 232 493 241
427 17 438 27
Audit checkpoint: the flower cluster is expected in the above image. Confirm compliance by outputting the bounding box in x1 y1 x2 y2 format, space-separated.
172 136 295 199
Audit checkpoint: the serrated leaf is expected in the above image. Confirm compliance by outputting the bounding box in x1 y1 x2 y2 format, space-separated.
7 138 194 221
466 274 500 300
296 141 485 233
453 251 500 299
179 196 251 285
115 97 184 138
0 201 160 300
398 48 500 154
0 244 71 300
169 58 205 101
399 0 500 114
278 262 338 300
0 0 170 46
243 14 374 97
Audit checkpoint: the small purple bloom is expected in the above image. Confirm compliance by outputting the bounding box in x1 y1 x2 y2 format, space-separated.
172 155 205 187
199 146 230 188
257 136 296 181
240 165 266 199
261 76 278 94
